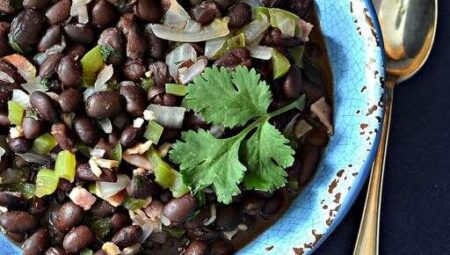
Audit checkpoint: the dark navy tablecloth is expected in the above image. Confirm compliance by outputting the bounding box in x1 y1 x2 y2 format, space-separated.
316 3 450 255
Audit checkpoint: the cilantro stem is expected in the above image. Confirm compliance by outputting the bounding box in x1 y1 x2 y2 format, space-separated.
268 95 306 118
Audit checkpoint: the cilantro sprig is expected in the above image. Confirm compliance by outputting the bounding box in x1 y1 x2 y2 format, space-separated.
170 66 305 204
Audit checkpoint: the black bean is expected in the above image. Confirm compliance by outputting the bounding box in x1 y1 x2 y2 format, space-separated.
126 30 147 60
23 0 51 9
111 225 143 249
215 204 241 231
0 156 11 172
22 117 43 139
145 27 167 60
111 212 132 231
228 3 251 29
30 91 58 122
54 201 84 233
260 193 283 219
62 226 95 253
0 191 27 210
119 82 146 117
215 48 251 69
148 61 170 87
57 56 82 88
45 0 71 25
8 9 46 54
58 88 83 113
0 22 11 57
73 115 99 144
23 228 49 255
261 0 284 7
0 110 10 126
86 91 124 119
126 175 156 199
94 250 107 255
120 126 142 147
134 0 163 22
112 112 131 131
89 200 115 217
39 53 63 79
76 163 118 182
64 23 96 44
298 145 319 185
190 0 220 25
28 197 48 215
209 238 234 255
38 25 62 52
184 111 208 130
163 195 198 223
66 44 86 59
288 0 313 18
58 179 73 193
91 0 118 28
117 13 137 37
45 247 66 255
243 196 261 216
185 240 207 255
0 211 37 233
147 85 165 103
98 28 125 65
51 123 75 151
163 94 178 106
263 28 302 48
7 137 32 153
185 225 219 241
123 59 146 81
304 128 329 147
283 66 304 99
213 0 236 10
6 231 25 243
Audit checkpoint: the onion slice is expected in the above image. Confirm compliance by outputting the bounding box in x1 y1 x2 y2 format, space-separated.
247 45 273 60
177 57 208 84
147 104 186 129
97 174 131 199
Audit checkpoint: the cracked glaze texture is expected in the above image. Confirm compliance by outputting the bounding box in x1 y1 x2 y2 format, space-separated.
0 0 385 254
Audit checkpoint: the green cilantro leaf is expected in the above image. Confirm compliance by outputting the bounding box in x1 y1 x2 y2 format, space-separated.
242 120 294 191
183 66 271 128
170 130 246 204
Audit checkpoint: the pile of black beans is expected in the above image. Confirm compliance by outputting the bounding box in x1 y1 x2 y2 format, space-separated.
0 0 330 254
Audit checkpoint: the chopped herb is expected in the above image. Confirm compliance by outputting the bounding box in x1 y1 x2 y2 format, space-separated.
91 218 112 240
80 249 94 255
140 78 155 91
100 45 123 62
111 143 123 163
123 196 147 211
171 66 305 204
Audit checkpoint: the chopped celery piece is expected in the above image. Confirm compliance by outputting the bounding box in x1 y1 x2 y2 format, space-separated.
165 83 187 96
55 150 76 183
91 218 112 239
7 101 25 126
111 143 123 163
254 7 270 21
123 196 147 211
32 133 57 155
88 183 98 195
77 143 91 157
35 169 58 198
81 46 104 86
144 121 164 145
255 7 299 37
140 78 155 91
205 33 246 60
272 49 291 79
147 148 189 198
80 249 94 255
224 33 246 51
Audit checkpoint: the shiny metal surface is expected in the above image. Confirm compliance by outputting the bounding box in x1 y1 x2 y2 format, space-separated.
353 0 438 254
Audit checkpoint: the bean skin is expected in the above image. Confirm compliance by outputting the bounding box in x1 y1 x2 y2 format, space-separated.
0 211 37 233
54 201 84 233
73 115 99 144
119 82 146 117
8 9 46 54
58 88 83 113
112 112 131 131
46 0 71 25
123 59 146 81
23 228 49 255
57 56 82 88
30 91 58 122
86 91 124 119
111 225 143 249
215 48 252 69
38 26 62 52
7 137 32 153
22 117 43 139
39 53 63 79
0 191 27 210
126 30 147 60
163 195 198 223
134 0 163 22
62 226 95 253
51 123 75 151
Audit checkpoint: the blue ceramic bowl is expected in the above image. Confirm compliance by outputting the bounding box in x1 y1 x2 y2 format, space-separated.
0 0 385 254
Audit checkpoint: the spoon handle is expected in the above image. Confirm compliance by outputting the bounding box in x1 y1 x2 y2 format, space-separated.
353 77 395 255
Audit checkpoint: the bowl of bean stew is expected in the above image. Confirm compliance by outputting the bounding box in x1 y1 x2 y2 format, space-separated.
0 0 384 254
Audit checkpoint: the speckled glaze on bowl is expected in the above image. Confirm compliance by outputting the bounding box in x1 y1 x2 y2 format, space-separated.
0 0 385 254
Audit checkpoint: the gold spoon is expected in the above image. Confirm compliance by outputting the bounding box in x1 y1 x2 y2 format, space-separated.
353 0 438 254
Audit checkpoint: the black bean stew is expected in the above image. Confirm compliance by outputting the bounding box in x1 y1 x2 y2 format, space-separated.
0 0 333 254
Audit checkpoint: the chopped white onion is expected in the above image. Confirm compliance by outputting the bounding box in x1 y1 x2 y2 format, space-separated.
184 19 202 32
95 65 114 91
97 174 130 198
17 152 51 164
295 120 313 139
0 71 14 83
122 243 142 255
241 19 270 45
125 140 153 155
298 19 314 42
70 0 92 24
177 57 208 84
11 89 30 108
94 158 119 169
0 147 5 160
143 110 156 121
247 45 273 60
130 207 162 241
282 114 301 140
45 37 67 55
21 77 48 94
133 118 145 128
123 153 153 171
83 87 96 100
89 158 103 177
210 125 225 138
102 242 121 255
150 18 230 42
163 0 191 29
61 112 75 127
147 104 186 129
9 126 23 139
311 97 333 134
90 148 106 158
69 186 97 210
98 118 113 134
203 204 216 226
205 37 226 60
166 43 197 79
